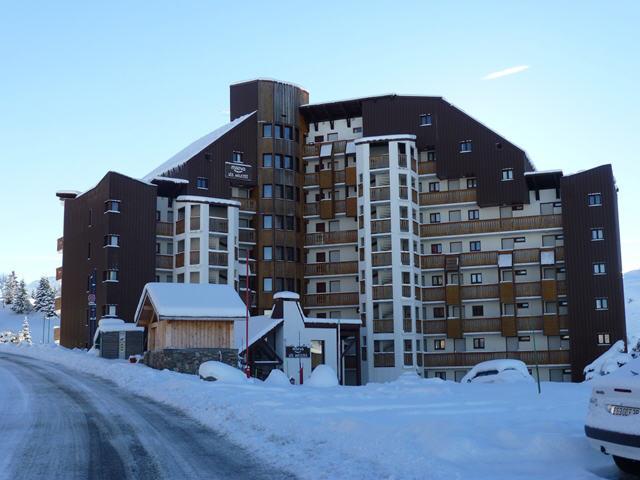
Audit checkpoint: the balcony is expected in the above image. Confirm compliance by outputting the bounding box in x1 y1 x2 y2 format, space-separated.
460 284 500 300
304 169 346 187
56 266 62 281
305 230 357 246
304 292 359 307
57 237 63 253
303 140 348 158
513 249 539 264
424 350 570 368
156 255 173 269
421 255 445 269
208 252 228 267
176 219 185 235
419 189 477 206
372 252 392 266
304 261 358 276
232 197 256 212
175 252 184 268
418 162 437 175
421 214 563 238
370 155 389 169
373 353 395 368
514 281 541 297
54 296 61 311
373 319 394 333
156 221 174 237
190 251 200 265
239 229 256 243
370 186 390 201
373 285 393 300
209 218 229 233
422 287 445 302
371 219 391 234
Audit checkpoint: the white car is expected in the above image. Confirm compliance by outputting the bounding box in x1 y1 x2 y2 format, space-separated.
461 359 534 384
586 357 640 475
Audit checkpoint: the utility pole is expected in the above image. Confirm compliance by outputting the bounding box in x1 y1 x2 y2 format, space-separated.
244 256 250 378
531 317 541 394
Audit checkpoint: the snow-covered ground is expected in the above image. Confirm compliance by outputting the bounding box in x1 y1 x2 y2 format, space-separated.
0 344 621 480
625 269 640 342
0 307 58 344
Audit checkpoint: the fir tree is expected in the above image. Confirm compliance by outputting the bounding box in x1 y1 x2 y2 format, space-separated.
33 277 53 312
11 280 31 314
2 271 17 306
19 317 32 345
41 282 57 319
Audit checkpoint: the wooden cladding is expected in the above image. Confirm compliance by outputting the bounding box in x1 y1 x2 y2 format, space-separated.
208 252 228 267
304 261 358 276
56 266 63 281
447 318 463 339
425 350 571 368
156 221 174 237
423 316 568 335
543 314 561 336
418 161 437 175
345 166 357 186
541 280 557 301
501 316 517 337
445 285 460 304
372 252 392 266
319 170 333 189
57 237 64 252
420 189 477 206
421 246 565 270
232 197 257 212
346 197 357 217
420 214 562 237
175 252 185 268
304 292 359 307
373 285 393 300
500 282 514 302
371 219 391 233
370 187 390 201
305 230 357 246
319 199 334 219
514 282 541 298
373 319 394 333
150 320 234 350
155 255 173 269
176 219 185 235
239 229 256 243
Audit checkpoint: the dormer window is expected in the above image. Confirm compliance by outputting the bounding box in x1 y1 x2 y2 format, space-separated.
419 114 432 126
103 234 120 248
233 151 243 163
104 200 121 213
460 141 472 153
102 304 117 317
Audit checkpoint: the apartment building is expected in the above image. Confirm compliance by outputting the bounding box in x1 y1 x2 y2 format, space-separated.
56 79 626 383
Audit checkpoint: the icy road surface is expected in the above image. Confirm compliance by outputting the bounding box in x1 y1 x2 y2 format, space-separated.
0 353 294 480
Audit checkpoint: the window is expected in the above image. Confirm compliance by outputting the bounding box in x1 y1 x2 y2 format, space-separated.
263 277 273 292
597 333 611 345
450 241 462 253
449 210 461 222
467 178 477 188
460 141 472 153
434 339 446 350
103 269 119 282
196 177 208 189
432 275 443 286
501 270 513 282
284 155 293 170
431 243 442 254
329 280 341 293
233 151 243 163
542 235 556 247
595 298 608 310
588 193 602 206
473 338 485 349
518 336 531 342
468 209 479 220
433 307 445 318
434 371 447 380
470 273 482 284
593 262 606 275
517 302 529 309
515 269 527 276
262 184 273 198
284 126 293 140
430 212 441 223
262 153 272 167
502 303 515 315
353 126 362 133
262 123 272 137
274 124 282 138
591 228 604 241
374 340 395 354
104 199 121 213
263 215 273 229
101 304 117 317
469 241 481 252
263 246 272 261
472 305 484 317
419 113 432 126
426 146 436 162
544 301 557 314
501 169 514 181
311 340 325 370
104 235 120 248
428 182 440 192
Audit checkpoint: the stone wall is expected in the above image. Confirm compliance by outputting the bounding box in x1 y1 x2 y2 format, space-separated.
143 348 238 374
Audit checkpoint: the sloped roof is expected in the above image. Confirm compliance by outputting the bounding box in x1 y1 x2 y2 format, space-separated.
135 283 247 321
234 315 284 353
141 111 256 182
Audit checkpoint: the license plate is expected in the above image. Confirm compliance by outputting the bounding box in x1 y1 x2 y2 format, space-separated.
607 404 640 416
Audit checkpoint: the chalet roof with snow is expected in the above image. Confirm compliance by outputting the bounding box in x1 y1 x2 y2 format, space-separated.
135 283 247 326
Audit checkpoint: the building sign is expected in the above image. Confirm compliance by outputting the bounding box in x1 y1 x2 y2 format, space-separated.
225 160 252 181
286 345 310 358
118 331 126 359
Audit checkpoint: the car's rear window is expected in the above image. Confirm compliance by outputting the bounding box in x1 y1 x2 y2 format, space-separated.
473 369 499 378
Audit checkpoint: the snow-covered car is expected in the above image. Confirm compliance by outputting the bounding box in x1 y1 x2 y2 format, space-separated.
586 357 640 475
461 359 534 384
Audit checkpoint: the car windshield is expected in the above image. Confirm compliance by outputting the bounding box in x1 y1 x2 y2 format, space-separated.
473 369 499 378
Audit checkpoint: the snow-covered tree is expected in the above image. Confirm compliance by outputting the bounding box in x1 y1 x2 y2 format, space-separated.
2 271 18 306
19 317 32 345
11 279 31 314
33 277 54 313
41 283 57 320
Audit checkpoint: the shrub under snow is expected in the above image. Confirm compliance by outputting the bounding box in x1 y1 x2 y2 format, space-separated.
265 368 292 386
306 364 338 387
198 361 247 383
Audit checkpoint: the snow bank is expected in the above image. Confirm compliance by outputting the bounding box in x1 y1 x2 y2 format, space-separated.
462 359 533 384
0 343 610 480
264 368 292 386
583 340 630 380
198 361 247 383
306 365 338 387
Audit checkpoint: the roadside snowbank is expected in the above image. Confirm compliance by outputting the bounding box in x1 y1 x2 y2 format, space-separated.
0 344 616 479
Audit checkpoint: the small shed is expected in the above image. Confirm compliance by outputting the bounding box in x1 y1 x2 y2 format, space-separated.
93 318 144 359
135 283 247 350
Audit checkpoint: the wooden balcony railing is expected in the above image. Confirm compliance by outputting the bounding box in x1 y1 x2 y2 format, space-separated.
371 219 391 233
304 203 318 216
463 317 502 333
419 189 477 206
373 319 394 333
190 216 201 231
189 251 200 265
513 249 539 264
424 350 570 368
421 255 446 269
515 281 541 297
175 252 184 268
208 252 228 267
372 252 392 266
304 292 359 307
304 261 358 276
57 237 63 252
232 197 256 212
56 266 63 281
418 161 437 175
54 296 61 311
403 317 412 332
370 154 390 169
373 353 395 368
421 214 562 238
400 252 410 265
176 219 185 235
398 153 408 168
155 255 173 269
460 284 500 300
156 221 174 237
423 320 447 334
517 316 543 331
305 230 357 246
370 186 390 201
422 287 445 301
460 251 498 267
209 218 228 233
239 229 256 243
373 285 393 300
556 246 565 261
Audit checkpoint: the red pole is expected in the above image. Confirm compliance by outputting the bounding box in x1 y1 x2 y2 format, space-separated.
245 256 250 378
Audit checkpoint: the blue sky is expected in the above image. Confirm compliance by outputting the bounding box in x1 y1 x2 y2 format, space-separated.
1 1 638 282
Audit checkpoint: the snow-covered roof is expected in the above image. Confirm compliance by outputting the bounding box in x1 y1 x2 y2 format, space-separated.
135 283 247 322
142 111 256 182
93 318 143 344
234 315 283 353
230 78 308 92
355 134 416 144
304 317 361 326
345 141 356 155
273 291 300 300
524 170 563 176
150 176 189 184
175 195 241 207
